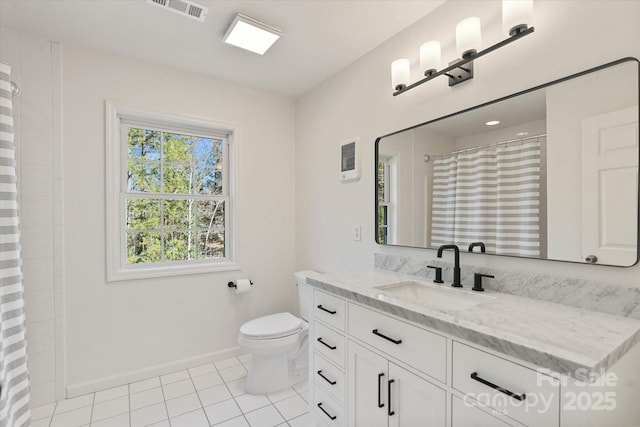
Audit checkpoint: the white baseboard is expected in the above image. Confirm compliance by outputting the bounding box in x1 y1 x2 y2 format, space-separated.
66 346 245 398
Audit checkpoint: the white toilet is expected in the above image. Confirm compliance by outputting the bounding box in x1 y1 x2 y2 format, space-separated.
237 271 313 395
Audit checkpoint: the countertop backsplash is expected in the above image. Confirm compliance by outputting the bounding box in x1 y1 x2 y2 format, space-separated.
374 253 640 320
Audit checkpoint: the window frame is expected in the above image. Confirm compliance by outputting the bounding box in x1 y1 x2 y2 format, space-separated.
106 101 239 281
377 156 395 245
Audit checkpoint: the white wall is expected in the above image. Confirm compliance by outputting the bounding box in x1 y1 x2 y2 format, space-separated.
0 28 64 406
295 0 640 287
62 45 296 391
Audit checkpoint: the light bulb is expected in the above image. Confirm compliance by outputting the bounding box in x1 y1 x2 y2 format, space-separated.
420 41 441 76
391 58 410 91
456 17 482 58
503 0 534 36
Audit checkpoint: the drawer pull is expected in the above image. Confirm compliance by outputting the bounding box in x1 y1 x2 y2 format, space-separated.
372 329 402 345
317 304 337 315
317 402 337 420
387 379 395 416
470 372 526 401
317 370 337 385
317 337 337 350
377 373 385 408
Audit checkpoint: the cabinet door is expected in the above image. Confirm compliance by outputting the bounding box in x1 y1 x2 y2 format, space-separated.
388 363 446 427
347 341 388 427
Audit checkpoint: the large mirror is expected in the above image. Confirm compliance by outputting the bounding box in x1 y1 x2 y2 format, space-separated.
375 58 639 267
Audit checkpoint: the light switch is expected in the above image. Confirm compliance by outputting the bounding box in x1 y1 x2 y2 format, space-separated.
354 225 361 241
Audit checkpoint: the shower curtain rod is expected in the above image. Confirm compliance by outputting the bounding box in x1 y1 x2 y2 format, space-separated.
425 133 546 161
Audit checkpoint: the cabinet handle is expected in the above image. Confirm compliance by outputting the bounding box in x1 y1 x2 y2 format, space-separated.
317 304 337 315
387 379 395 416
317 402 337 420
377 373 385 408
317 370 337 385
470 372 526 401
317 337 337 350
372 329 402 345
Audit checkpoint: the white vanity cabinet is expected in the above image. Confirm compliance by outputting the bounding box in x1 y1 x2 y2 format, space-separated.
310 288 563 427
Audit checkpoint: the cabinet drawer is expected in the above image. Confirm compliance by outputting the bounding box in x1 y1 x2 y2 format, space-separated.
452 396 520 427
452 341 560 427
313 321 346 368
348 302 446 383
314 384 345 427
313 352 346 402
314 290 346 332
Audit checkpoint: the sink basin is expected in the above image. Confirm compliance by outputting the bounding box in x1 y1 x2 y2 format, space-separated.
375 280 494 311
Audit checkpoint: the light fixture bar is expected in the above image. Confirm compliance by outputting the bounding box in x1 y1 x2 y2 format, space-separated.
393 26 534 96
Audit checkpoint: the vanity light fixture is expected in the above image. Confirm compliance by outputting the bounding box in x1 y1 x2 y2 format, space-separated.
223 13 282 55
391 0 534 95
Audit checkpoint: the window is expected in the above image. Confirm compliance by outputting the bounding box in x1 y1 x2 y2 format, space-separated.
106 102 238 280
377 158 391 244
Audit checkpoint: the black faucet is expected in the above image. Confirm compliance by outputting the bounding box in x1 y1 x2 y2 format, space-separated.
468 242 486 253
437 244 462 287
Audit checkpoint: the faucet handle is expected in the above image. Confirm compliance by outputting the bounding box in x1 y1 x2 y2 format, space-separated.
427 265 444 284
472 273 494 292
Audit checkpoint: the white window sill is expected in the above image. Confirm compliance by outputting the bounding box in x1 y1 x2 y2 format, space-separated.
107 261 241 282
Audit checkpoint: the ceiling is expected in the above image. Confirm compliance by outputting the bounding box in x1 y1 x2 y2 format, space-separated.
0 0 446 98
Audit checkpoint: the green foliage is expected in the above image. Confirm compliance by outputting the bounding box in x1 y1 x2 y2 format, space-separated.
126 127 226 265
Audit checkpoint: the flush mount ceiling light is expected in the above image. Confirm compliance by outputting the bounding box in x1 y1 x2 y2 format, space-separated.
391 0 534 95
486 120 500 126
223 13 282 55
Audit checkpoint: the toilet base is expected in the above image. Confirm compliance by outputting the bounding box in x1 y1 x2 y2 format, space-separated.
244 337 308 395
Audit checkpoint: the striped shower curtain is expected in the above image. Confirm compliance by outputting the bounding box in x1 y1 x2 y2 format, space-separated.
430 139 541 257
430 156 457 247
0 63 31 427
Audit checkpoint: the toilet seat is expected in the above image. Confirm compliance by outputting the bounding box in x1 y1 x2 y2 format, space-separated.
240 312 303 339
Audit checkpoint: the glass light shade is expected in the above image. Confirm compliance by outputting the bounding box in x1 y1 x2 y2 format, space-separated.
503 0 534 36
391 58 410 91
456 17 481 58
420 41 441 75
223 14 281 55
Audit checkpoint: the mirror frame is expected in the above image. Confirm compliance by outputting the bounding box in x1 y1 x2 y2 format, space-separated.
374 57 640 267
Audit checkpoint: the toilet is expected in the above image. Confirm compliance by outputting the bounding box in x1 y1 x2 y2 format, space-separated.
237 271 314 394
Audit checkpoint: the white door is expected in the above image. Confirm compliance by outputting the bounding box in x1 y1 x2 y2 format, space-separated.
581 106 638 265
347 341 388 427
388 363 446 427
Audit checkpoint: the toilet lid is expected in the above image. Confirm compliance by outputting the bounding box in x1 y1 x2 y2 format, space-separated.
240 312 303 339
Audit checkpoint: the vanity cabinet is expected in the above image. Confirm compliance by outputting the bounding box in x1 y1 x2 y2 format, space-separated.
310 288 563 427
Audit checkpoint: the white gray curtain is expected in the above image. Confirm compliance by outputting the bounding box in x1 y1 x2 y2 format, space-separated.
430 139 541 257
0 62 31 427
495 140 541 257
430 156 457 247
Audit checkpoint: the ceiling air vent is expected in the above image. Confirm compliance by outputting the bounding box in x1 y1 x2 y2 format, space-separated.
146 0 208 22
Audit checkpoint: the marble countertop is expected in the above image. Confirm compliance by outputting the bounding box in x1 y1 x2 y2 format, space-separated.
305 270 640 377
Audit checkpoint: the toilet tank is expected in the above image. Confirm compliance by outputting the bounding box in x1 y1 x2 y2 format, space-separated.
294 270 316 321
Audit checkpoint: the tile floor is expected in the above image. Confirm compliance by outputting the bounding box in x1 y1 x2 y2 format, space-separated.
31 354 311 427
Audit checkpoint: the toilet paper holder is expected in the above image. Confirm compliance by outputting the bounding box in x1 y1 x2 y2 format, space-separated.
228 280 253 288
